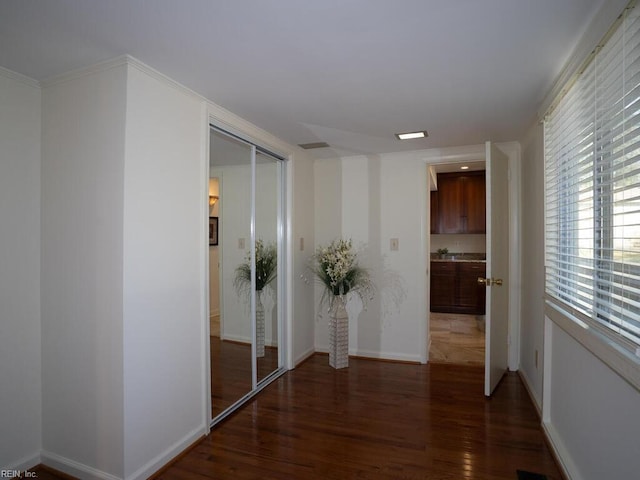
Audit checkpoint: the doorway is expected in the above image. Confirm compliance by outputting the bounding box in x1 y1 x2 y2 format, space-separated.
208 126 286 425
428 161 486 366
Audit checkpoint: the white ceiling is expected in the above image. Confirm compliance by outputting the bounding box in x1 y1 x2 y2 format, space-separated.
0 0 606 158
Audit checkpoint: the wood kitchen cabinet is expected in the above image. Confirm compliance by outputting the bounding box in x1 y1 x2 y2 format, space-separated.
430 261 456 311
431 171 486 234
430 261 486 314
456 262 486 313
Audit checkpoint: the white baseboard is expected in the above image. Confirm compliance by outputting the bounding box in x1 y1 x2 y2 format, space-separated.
353 348 422 363
3 451 40 473
517 368 542 418
125 425 206 480
221 334 251 344
542 421 580 480
293 347 316 367
313 345 421 363
41 425 206 480
518 367 576 480
41 451 121 480
220 334 277 347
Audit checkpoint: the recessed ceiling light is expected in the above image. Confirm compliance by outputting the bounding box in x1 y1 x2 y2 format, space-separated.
395 130 428 140
460 165 470 170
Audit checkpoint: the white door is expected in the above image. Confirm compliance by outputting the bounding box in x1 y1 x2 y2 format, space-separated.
483 141 509 396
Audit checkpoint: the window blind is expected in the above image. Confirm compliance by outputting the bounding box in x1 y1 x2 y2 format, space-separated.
545 5 640 348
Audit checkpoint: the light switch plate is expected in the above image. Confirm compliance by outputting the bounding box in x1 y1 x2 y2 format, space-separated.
390 238 399 251
238 238 245 249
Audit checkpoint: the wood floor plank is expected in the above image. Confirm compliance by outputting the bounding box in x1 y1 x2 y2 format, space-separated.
37 354 561 480
162 355 562 480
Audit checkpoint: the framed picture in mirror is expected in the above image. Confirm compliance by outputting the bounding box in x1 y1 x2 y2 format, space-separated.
209 217 218 246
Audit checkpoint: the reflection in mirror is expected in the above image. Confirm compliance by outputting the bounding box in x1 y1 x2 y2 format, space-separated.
255 151 281 383
209 130 252 419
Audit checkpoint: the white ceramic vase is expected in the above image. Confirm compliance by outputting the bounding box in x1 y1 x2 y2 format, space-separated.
329 297 348 369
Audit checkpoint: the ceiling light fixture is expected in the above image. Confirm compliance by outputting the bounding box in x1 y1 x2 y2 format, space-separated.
460 165 470 170
395 130 428 140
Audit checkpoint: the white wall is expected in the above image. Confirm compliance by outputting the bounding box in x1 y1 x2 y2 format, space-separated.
313 153 427 362
122 62 207 479
313 158 342 352
519 122 545 408
4 53 316 476
291 148 315 365
313 145 521 364
39 57 209 480
40 61 127 478
0 68 42 470
546 322 640 480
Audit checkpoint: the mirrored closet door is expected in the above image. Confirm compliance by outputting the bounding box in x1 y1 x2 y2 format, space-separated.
209 126 285 425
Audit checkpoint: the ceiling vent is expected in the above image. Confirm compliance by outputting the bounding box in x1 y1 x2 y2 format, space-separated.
298 142 330 149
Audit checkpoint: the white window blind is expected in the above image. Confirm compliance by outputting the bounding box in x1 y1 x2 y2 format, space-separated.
545 5 640 349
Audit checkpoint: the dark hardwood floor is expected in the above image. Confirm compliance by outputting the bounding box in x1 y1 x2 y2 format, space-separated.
163 354 562 480
35 354 561 480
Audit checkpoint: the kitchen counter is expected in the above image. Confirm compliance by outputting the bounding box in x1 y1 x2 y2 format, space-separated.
430 253 486 263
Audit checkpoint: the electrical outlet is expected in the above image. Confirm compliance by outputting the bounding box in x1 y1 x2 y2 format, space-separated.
238 238 245 249
390 238 399 251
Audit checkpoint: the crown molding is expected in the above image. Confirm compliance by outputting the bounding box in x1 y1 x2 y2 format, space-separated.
40 55 205 104
0 66 40 88
40 55 129 88
125 55 205 102
207 101 295 159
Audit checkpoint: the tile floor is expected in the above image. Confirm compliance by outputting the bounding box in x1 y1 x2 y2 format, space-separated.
429 312 485 365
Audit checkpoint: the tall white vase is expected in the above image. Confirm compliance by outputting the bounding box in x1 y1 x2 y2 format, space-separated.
256 290 265 357
329 297 348 369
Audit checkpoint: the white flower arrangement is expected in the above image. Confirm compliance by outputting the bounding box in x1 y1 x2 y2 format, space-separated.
311 238 374 308
234 239 277 300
